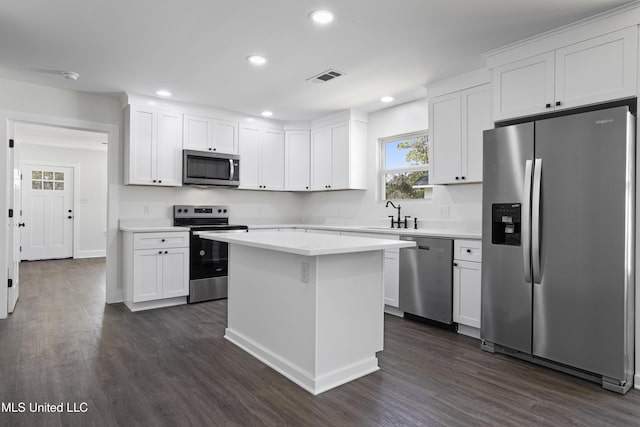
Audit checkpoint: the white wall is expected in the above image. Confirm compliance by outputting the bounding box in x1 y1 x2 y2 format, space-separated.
0 78 305 309
301 98 482 230
20 143 108 258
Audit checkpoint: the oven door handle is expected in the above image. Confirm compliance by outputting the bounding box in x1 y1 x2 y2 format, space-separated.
193 229 248 235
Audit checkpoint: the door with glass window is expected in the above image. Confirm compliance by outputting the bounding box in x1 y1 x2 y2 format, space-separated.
21 164 74 260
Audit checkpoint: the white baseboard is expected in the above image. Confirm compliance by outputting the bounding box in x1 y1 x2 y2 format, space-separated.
124 297 186 312
76 249 106 259
457 324 480 339
635 374 640 389
225 328 379 395
384 305 404 317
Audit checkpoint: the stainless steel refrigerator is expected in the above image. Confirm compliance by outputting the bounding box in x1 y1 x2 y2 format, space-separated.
481 105 635 394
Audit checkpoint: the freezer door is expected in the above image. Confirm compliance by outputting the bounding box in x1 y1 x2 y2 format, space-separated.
481 123 534 354
532 106 634 380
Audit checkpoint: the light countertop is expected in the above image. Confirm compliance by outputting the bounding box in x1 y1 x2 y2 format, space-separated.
197 231 416 256
248 224 481 240
119 219 189 233
120 225 189 233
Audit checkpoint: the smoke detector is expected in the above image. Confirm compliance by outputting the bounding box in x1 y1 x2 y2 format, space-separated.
61 71 79 81
307 69 344 83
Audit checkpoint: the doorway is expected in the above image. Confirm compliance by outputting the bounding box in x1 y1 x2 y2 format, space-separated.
8 122 108 314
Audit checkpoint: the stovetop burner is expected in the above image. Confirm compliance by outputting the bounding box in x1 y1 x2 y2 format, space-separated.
173 205 247 230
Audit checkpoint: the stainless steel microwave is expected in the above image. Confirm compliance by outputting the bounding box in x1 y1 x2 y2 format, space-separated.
182 150 240 187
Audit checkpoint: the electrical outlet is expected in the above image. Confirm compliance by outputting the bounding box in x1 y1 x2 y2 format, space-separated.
440 206 450 218
143 205 150 215
300 262 310 284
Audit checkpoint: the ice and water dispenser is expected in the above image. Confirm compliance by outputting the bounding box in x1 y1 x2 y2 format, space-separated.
491 203 521 246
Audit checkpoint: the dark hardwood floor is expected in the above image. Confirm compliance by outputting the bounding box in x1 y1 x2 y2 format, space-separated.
1 258 640 426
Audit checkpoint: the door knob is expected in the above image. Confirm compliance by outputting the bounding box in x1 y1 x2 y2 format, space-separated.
17 222 25 228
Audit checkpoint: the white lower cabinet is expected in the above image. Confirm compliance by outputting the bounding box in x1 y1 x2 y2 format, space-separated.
383 249 400 308
340 231 400 310
453 239 482 337
123 231 189 311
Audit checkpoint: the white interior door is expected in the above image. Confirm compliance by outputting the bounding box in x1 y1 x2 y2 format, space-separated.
8 129 20 313
21 164 74 260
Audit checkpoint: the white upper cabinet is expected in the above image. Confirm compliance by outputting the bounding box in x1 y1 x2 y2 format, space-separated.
239 125 285 191
492 52 555 121
429 83 491 185
429 93 462 184
555 27 637 110
310 126 332 190
310 118 367 191
462 85 491 183
284 130 311 191
183 113 238 154
491 27 637 121
125 105 182 186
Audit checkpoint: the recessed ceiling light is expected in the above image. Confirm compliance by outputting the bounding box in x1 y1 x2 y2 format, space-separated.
247 55 267 65
155 89 172 97
261 111 273 117
381 96 394 103
310 10 334 24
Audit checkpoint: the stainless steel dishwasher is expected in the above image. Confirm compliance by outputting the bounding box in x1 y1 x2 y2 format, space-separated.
399 236 453 324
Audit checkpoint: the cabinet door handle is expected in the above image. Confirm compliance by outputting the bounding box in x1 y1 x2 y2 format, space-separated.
545 103 552 109
158 180 162 184
453 262 458 267
158 251 162 254
161 239 166 242
153 180 157 183
164 251 168 254
555 101 561 107
466 249 471 253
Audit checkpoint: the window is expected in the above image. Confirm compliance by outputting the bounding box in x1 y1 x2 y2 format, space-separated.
32 170 64 191
380 131 429 200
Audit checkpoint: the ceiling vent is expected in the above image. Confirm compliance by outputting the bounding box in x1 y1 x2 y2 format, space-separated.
307 69 345 83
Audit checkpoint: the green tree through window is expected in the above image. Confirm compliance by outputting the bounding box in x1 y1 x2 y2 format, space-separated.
381 132 428 200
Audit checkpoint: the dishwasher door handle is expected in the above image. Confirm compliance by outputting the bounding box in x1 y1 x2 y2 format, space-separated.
417 245 445 253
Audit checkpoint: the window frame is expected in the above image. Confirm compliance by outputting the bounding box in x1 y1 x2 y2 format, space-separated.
379 130 429 201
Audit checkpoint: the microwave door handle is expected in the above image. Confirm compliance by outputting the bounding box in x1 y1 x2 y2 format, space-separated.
229 159 235 180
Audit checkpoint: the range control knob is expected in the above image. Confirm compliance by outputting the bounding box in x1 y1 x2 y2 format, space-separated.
184 209 189 213
177 208 182 213
223 209 227 213
218 209 222 213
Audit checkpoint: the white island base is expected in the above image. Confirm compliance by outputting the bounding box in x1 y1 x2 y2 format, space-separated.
225 245 383 395
201 231 415 395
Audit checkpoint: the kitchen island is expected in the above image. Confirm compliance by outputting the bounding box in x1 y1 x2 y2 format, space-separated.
198 231 415 395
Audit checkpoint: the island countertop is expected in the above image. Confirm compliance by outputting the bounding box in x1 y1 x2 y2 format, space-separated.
197 230 416 256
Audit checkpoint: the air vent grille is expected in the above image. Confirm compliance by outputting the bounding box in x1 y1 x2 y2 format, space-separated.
307 69 344 83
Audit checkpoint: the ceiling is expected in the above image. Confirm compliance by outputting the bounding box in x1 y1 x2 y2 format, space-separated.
0 0 635 122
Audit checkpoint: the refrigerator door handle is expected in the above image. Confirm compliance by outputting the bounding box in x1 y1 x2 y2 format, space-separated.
523 160 533 283
532 158 542 284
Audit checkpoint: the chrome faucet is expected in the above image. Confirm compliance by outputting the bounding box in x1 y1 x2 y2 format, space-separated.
385 201 411 228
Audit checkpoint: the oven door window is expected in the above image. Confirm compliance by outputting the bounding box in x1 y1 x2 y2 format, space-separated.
186 155 230 180
191 234 227 279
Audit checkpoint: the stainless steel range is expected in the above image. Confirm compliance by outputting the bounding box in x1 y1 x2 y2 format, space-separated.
173 205 248 303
